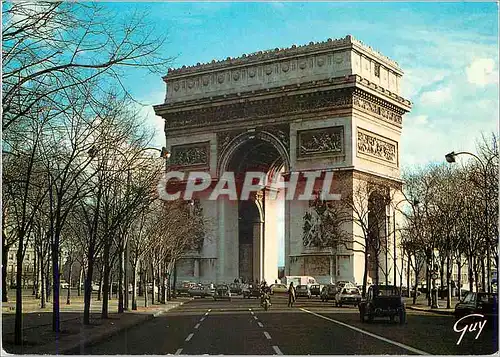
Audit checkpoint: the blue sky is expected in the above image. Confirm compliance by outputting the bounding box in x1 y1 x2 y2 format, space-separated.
108 2 498 266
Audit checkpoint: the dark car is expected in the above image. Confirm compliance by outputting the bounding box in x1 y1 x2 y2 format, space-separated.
454 292 498 325
242 284 261 299
321 284 337 302
213 284 232 301
296 285 312 299
229 283 242 295
189 284 208 298
359 285 406 324
310 284 321 297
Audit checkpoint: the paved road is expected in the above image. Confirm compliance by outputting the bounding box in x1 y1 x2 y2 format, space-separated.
68 295 498 355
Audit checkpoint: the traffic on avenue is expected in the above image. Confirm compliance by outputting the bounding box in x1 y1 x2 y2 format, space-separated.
67 289 498 355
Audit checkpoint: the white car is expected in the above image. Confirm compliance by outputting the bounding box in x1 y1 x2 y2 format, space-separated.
335 287 362 307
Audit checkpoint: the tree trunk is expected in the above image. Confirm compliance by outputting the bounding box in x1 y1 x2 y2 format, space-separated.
101 238 111 319
362 251 368 298
14 241 24 345
468 255 474 292
2 243 11 302
40 254 46 309
78 266 83 297
132 261 138 310
481 258 486 291
144 268 148 308
97 264 103 301
118 247 124 313
151 262 156 305
35 251 41 299
67 261 73 305
446 254 451 309
83 248 94 325
457 256 462 301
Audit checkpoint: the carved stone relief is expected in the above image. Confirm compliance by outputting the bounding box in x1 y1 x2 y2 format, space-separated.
357 129 397 164
298 126 343 158
164 89 353 129
171 142 210 167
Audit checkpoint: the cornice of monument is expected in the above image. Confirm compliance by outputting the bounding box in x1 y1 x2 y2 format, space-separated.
164 35 401 78
154 74 411 113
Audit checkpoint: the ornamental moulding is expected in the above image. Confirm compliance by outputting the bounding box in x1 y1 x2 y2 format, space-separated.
162 88 403 130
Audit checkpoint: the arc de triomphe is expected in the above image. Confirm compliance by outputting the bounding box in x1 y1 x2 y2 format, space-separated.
154 35 411 285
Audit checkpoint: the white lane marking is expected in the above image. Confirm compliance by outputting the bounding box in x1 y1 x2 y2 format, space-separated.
300 308 429 355
272 346 283 355
248 308 252 311
185 333 194 342
204 312 209 316
257 322 263 328
200 317 205 322
250 311 254 315
253 315 258 320
263 331 272 340
208 309 212 312
194 323 200 329
175 348 183 355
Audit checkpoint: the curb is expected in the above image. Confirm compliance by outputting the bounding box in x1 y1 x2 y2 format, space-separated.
407 305 454 316
57 301 186 354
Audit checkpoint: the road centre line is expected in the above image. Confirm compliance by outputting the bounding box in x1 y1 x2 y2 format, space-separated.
272 346 283 355
251 311 254 315
208 309 212 312
258 322 263 328
185 333 194 342
253 315 258 320
263 331 272 340
194 323 200 329
300 308 429 355
175 348 183 355
204 312 209 316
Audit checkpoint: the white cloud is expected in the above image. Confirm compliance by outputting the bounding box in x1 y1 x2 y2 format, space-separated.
410 115 429 125
466 58 499 87
419 86 452 106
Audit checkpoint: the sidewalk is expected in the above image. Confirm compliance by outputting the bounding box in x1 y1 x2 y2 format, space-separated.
404 296 457 316
2 292 190 354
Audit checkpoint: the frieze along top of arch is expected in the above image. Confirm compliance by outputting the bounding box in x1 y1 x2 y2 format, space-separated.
161 35 406 104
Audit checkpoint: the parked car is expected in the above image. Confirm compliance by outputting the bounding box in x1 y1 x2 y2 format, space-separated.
454 292 498 325
270 283 288 295
177 281 196 296
336 281 356 293
335 287 362 307
310 284 321 297
295 285 312 299
242 283 261 299
229 283 242 295
359 285 406 324
213 284 232 301
321 284 337 302
189 284 209 298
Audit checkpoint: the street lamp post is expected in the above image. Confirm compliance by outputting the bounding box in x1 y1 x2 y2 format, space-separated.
445 151 494 293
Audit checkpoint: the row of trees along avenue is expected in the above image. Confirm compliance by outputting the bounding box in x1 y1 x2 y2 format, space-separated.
2 2 209 345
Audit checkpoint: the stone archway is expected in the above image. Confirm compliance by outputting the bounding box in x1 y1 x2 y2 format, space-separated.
154 36 411 286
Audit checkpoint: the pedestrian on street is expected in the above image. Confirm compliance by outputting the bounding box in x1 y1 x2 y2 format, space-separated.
288 282 296 307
